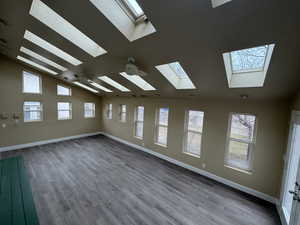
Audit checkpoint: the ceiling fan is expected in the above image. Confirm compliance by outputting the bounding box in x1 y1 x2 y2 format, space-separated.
125 57 147 77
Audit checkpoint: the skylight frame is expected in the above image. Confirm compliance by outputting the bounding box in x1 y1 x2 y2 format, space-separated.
116 0 146 22
98 76 131 92
17 56 58 75
120 72 156 91
155 61 196 90
223 44 275 88
20 46 67 72
73 82 99 93
87 80 113 93
24 30 82 66
29 0 107 57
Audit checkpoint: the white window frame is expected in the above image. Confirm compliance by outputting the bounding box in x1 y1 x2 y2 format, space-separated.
115 0 146 23
119 104 127 122
134 106 144 139
84 103 96 118
23 101 43 122
107 104 113 119
225 113 257 172
22 71 42 94
154 107 169 147
57 84 72 96
57 102 72 120
183 110 204 158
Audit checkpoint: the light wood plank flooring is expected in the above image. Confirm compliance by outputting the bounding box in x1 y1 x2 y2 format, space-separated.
1 135 281 225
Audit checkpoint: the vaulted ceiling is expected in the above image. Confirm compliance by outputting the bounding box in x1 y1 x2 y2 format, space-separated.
1 0 300 100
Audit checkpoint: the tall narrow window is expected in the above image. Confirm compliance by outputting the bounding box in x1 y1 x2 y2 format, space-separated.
23 101 42 122
225 113 257 171
183 110 204 157
134 106 144 139
57 85 71 96
119 104 127 122
84 103 95 118
107 104 112 119
23 71 41 94
155 108 169 146
57 102 72 120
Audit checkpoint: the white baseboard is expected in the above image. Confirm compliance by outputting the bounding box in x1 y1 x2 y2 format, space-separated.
0 131 102 152
101 132 279 205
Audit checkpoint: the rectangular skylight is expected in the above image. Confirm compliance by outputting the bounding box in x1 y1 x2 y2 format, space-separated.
212 0 232 8
120 72 156 91
17 56 58 75
30 0 107 57
122 0 145 19
155 62 196 89
20 47 67 71
24 30 82 66
87 80 113 92
223 44 275 88
73 82 99 93
98 76 130 92
230 45 268 73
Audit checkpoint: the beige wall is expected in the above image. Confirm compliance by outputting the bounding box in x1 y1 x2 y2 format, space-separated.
102 96 289 198
0 56 102 147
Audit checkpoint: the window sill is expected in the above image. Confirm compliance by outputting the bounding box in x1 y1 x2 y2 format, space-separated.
155 142 167 148
24 120 42 123
183 151 201 158
58 118 72 121
134 136 143 140
224 164 252 175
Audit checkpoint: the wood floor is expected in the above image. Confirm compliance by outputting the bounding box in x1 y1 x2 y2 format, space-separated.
1 135 281 225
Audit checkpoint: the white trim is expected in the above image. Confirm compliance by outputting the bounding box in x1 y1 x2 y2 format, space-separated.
0 132 102 152
100 132 278 204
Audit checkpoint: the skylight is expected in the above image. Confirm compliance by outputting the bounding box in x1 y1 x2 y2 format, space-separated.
223 44 275 88
155 62 196 89
98 76 130 92
24 30 82 66
120 72 156 91
73 82 99 93
20 47 67 72
87 80 113 92
121 0 145 19
230 45 268 73
211 0 232 8
29 0 107 57
17 56 58 75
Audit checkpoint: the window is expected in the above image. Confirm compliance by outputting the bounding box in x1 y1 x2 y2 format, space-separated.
57 85 71 96
23 71 41 94
23 101 42 122
98 76 130 92
84 103 95 118
73 82 99 93
120 72 156 91
119 104 127 122
222 44 275 88
155 62 196 89
29 0 107 57
57 102 72 120
225 113 257 171
107 104 112 119
183 110 204 157
24 30 82 66
155 107 169 146
17 56 58 75
134 106 144 139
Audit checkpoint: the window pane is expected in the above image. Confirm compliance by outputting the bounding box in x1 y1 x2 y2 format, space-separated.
85 103 94 110
24 101 42 122
124 0 144 18
121 105 126 113
137 106 144 121
230 114 256 141
230 45 268 73
188 110 204 132
58 102 70 110
157 126 168 145
135 121 143 138
121 112 126 122
23 71 40 93
58 110 71 119
159 108 169 125
186 132 201 155
85 110 94 118
228 140 250 167
57 85 71 95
